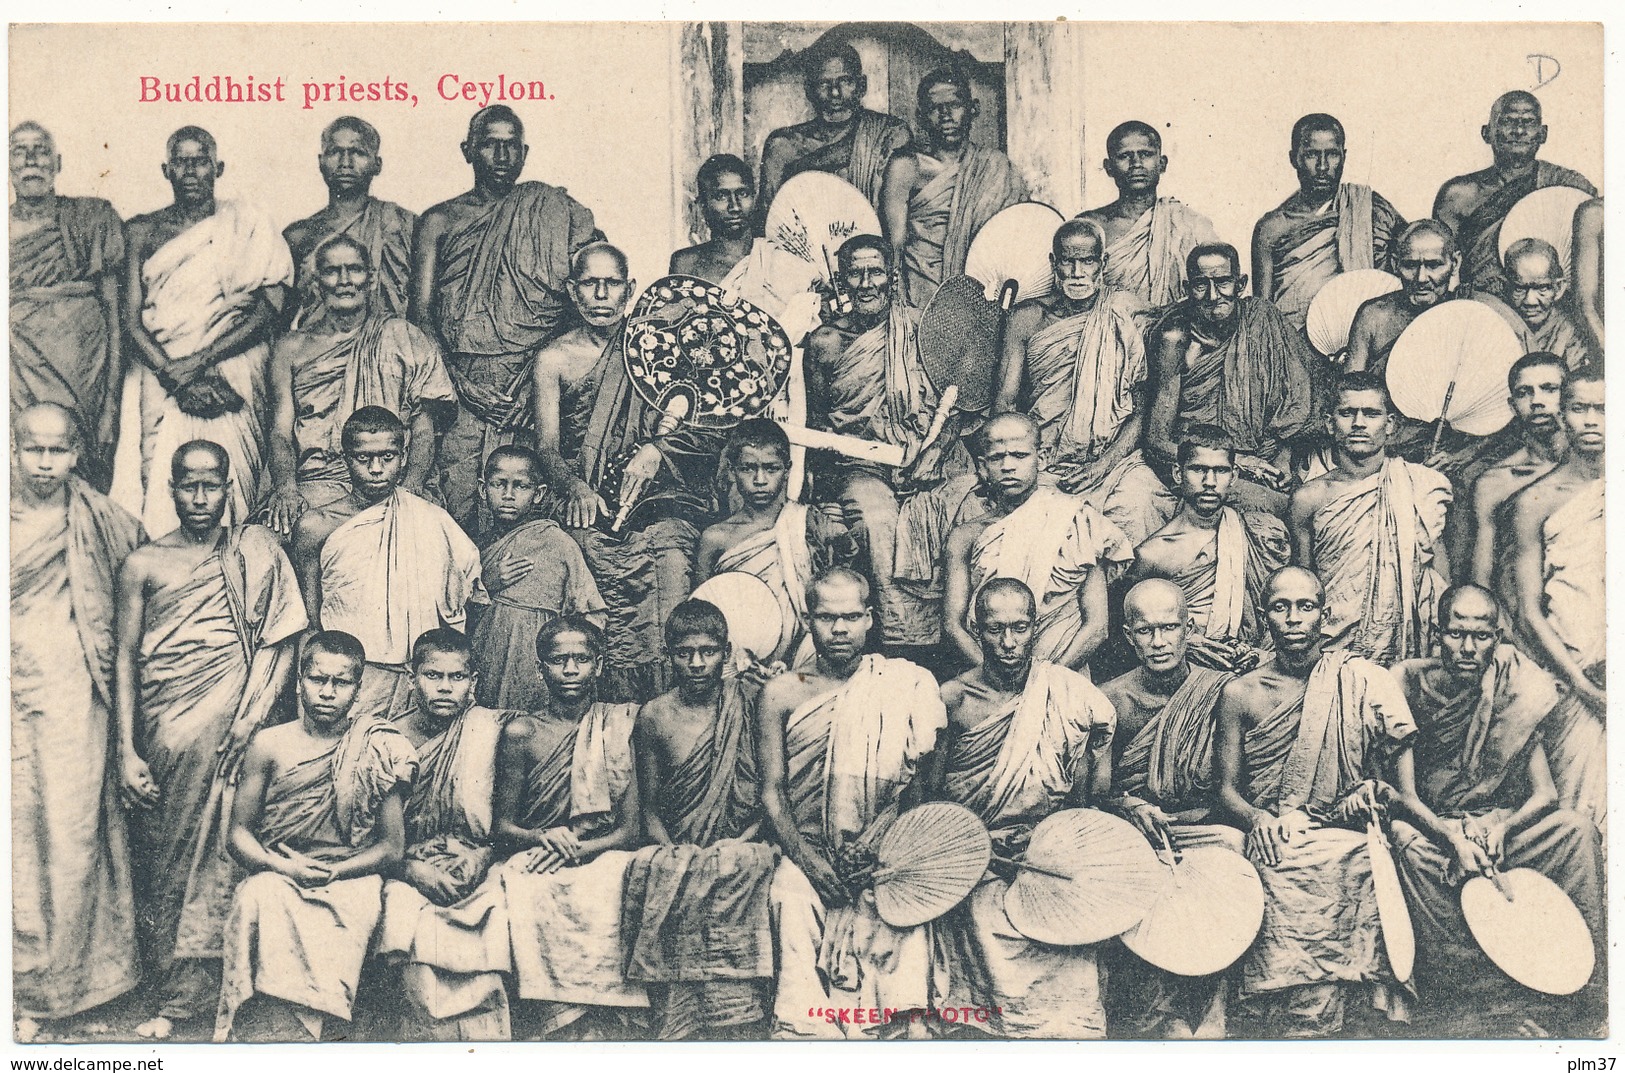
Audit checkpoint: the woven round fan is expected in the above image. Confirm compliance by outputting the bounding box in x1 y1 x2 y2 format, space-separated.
690 571 784 666
964 202 1064 304
1003 808 1166 946
763 172 881 289
872 802 992 928
1461 868 1594 995
1497 185 1593 277
918 274 1004 412
1120 844 1264 976
1367 819 1415 983
1386 300 1523 437
1306 269 1402 358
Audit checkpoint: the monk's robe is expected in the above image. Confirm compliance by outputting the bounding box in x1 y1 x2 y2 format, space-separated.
1313 459 1451 666
1266 184 1404 329
1022 288 1176 545
932 662 1117 1038
776 655 947 1038
498 701 649 1034
377 706 515 1041
899 144 1028 308
778 108 913 207
471 518 605 710
430 182 601 523
1539 479 1606 834
1095 198 1220 309
1514 306 1595 371
132 525 307 1023
1455 162 1596 296
110 200 294 535
1141 508 1291 650
10 195 125 477
622 680 778 1039
1390 647 1602 975
968 486 1134 671
893 472 990 643
285 196 417 328
1236 651 1416 1035
215 714 418 1041
318 488 481 719
712 502 856 668
11 478 143 1020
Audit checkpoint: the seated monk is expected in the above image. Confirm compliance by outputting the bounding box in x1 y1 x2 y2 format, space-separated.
283 116 416 329
1345 220 1463 381
1076 120 1219 309
995 217 1176 547
754 568 947 1038
624 600 778 1040
413 105 602 527
1493 238 1595 369
468 445 605 711
930 578 1117 1039
216 630 416 1041
881 66 1027 308
1129 426 1290 673
1289 374 1451 665
1571 196 1603 353
1146 243 1314 516
1251 113 1404 331
264 233 456 538
9 121 125 488
944 414 1133 676
669 154 757 284
1213 567 1417 1038
292 407 481 721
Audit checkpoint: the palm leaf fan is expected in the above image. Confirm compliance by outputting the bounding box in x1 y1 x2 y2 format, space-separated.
1461 868 1594 995
763 172 881 289
1002 808 1166 946
918 274 1003 412
1306 269 1402 358
964 202 1065 304
1385 300 1524 437
1121 843 1264 976
1498 186 1593 277
689 571 784 669
1367 818 1415 983
871 802 992 928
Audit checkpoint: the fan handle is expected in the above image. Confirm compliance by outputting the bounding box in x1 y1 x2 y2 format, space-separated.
991 854 1070 880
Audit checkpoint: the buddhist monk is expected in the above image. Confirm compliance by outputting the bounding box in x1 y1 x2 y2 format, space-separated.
669 153 757 284
1464 352 1567 587
1493 237 1594 369
1571 196 1603 353
1344 220 1464 381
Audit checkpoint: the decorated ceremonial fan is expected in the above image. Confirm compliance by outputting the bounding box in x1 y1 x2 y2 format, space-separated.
1368 816 1415 984
1497 185 1593 276
964 202 1066 304
1003 808 1166 946
1386 300 1524 439
1120 842 1265 977
1460 868 1594 995
871 802 993 928
1306 268 1402 359
690 571 784 667
763 172 882 293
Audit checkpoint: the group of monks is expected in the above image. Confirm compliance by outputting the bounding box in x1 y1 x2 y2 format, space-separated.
9 35 1608 1044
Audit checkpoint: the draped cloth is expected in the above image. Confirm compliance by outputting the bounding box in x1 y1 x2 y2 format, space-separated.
285 196 417 328
1540 479 1607 833
821 305 939 471
714 502 817 667
1116 665 1233 810
1027 290 1148 463
111 200 294 535
1455 161 1596 295
11 480 143 1019
1099 198 1220 309
1152 509 1290 647
1267 184 1403 328
781 108 910 207
900 144 1028 307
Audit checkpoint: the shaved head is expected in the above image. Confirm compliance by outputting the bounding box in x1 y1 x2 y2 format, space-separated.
1489 90 1542 125
10 120 54 150
1106 120 1161 156
171 439 230 482
15 402 79 447
1123 578 1188 626
1504 236 1563 279
1438 583 1499 625
808 565 870 612
975 576 1038 623
1263 566 1324 606
971 412 1040 457
1052 217 1106 259
166 125 217 159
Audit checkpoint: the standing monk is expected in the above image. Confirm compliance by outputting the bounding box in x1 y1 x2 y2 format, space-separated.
10 121 125 489
669 154 757 284
1464 352 1567 586
115 441 306 1040
11 403 142 1041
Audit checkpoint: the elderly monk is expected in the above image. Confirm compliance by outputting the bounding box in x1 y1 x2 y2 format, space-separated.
265 233 456 537
931 578 1117 1038
414 105 602 526
758 40 913 212
1344 220 1464 381
755 567 947 1038
670 154 757 284
468 445 604 711
216 630 416 1042
882 67 1027 308
1130 426 1291 673
1434 91 1596 297
1077 120 1219 309
490 616 646 1039
1571 196 1603 353
11 403 142 1041
376 629 516 1042
1252 114 1404 331
114 441 305 1040
292 407 480 721
1214 567 1417 1038
624 601 777 1040
1147 243 1314 515
1504 370 1605 833
283 116 416 329
1100 580 1241 1039
113 126 292 535
1494 237 1595 369
10 121 125 488
945 414 1133 676
534 242 722 702
1290 374 1451 665
995 218 1176 547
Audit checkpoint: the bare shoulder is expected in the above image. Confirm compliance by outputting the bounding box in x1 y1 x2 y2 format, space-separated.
946 514 989 557
759 670 819 720
669 245 702 276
